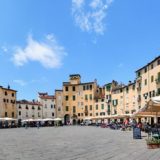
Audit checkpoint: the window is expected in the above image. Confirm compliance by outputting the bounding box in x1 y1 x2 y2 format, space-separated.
19 105 21 109
158 72 160 82
137 72 141 77
12 112 14 118
73 95 76 101
85 105 88 111
65 96 69 101
26 105 28 110
19 111 21 116
157 88 160 96
86 85 89 90
78 113 80 117
51 104 53 109
66 106 69 111
96 105 98 110
101 104 104 110
83 86 85 91
151 64 154 69
90 105 92 110
90 85 92 90
144 67 147 73
52 112 54 117
65 87 68 91
90 113 92 116
126 87 129 93
113 100 118 106
73 106 76 113
38 106 41 110
96 113 98 116
85 95 88 100
12 93 14 97
153 90 155 97
3 99 6 102
132 85 135 90
145 79 147 86
38 112 41 117
5 91 7 96
72 86 76 91
32 106 35 110
157 59 160 65
5 112 7 117
151 76 154 83
107 105 111 112
149 92 152 98
89 94 92 100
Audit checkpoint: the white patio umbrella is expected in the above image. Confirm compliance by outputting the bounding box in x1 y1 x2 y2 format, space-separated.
43 118 54 121
53 118 62 121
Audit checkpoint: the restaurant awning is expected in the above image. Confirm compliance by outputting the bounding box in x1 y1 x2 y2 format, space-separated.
133 96 160 117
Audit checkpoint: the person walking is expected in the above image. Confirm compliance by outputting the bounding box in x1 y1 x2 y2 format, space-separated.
37 121 40 129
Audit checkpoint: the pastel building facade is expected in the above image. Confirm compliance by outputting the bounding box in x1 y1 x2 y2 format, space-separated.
55 90 63 120
55 74 100 124
17 100 42 120
38 93 55 119
0 86 17 118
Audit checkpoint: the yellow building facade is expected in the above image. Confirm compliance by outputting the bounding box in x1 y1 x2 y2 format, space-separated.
0 86 17 118
55 74 102 124
55 56 160 124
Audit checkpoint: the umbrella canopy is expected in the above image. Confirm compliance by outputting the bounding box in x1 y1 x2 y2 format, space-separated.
0 117 17 121
84 117 93 120
43 118 54 121
133 96 160 117
53 118 62 121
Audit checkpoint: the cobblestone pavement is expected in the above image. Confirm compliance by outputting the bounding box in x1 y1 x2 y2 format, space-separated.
0 126 160 160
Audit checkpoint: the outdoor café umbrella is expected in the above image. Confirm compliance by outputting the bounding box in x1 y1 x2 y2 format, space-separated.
134 96 160 118
53 118 62 121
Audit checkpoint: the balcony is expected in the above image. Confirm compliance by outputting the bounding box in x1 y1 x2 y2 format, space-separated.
106 99 111 103
155 78 160 84
136 76 142 82
137 86 141 91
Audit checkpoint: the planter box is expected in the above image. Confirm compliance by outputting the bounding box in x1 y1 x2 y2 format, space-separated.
147 144 160 149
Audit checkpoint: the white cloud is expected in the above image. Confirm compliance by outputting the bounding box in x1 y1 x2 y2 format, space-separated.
72 0 113 34
13 77 48 86
13 80 27 86
1 46 8 52
12 34 67 68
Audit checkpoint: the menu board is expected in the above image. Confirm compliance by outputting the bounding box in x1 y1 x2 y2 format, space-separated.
133 127 141 139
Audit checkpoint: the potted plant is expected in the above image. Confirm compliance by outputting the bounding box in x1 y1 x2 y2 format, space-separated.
146 138 160 149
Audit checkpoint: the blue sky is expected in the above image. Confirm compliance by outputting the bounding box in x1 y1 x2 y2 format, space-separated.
0 0 160 100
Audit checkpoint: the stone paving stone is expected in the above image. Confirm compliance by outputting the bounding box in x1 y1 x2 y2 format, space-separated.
0 126 160 160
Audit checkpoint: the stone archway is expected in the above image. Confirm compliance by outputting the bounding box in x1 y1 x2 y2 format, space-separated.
72 114 78 125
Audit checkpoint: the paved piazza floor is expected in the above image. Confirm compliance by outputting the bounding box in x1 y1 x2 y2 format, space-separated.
0 126 160 160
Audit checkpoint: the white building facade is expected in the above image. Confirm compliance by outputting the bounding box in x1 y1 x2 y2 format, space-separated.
17 100 42 120
38 93 55 119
